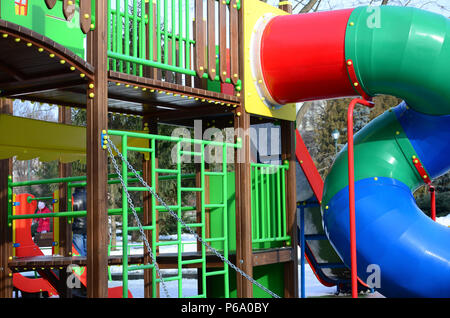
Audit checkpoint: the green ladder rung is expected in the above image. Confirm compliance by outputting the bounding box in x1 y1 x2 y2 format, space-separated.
183 222 204 228
180 187 203 192
128 264 154 271
205 237 226 243
180 150 202 156
156 205 180 211
205 270 227 277
181 258 204 265
204 171 225 176
156 168 179 174
128 186 153 192
156 240 180 247
128 146 154 153
128 225 155 231
187 294 206 298
156 205 196 212
156 275 181 283
204 203 225 208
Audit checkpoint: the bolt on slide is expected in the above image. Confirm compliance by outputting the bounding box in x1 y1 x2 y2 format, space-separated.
250 5 450 297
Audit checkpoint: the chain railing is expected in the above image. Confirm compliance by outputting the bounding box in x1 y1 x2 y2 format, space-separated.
106 129 281 298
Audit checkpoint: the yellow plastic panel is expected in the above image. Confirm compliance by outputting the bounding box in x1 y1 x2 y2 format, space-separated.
243 0 296 121
0 114 149 163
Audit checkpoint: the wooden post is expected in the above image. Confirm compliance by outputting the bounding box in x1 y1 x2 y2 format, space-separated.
142 118 159 298
85 0 109 298
0 99 13 298
281 120 298 298
232 1 253 298
58 106 73 298
234 107 253 298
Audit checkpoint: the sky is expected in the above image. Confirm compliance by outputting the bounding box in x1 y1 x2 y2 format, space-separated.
266 0 450 15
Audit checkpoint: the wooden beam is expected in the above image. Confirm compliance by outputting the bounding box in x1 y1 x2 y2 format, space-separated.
0 60 26 81
281 120 299 298
0 98 13 298
85 0 109 298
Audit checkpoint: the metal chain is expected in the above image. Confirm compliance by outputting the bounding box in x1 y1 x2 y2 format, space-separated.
106 138 281 299
106 143 171 298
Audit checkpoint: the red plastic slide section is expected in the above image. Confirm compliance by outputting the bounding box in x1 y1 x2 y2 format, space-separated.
260 9 355 105
14 193 133 298
13 193 57 296
295 130 324 202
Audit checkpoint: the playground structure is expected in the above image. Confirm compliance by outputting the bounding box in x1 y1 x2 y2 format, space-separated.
0 0 449 298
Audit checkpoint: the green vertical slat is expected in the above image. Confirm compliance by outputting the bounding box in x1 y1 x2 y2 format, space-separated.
281 167 287 238
178 0 183 69
261 166 266 239
266 167 271 239
157 0 162 62
125 0 130 73
164 0 168 64
121 135 129 298
107 0 111 71
7 176 12 227
112 9 117 71
116 0 123 71
200 143 207 297
140 0 146 76
255 166 260 241
132 0 138 75
185 0 190 70
222 144 229 298
177 142 183 297
171 0 176 68
149 0 154 63
276 167 282 240
151 138 158 298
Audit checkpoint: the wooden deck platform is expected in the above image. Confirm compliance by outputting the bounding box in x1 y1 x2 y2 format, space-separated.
9 247 294 271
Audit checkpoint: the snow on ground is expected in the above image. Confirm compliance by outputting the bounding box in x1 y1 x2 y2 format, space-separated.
37 213 450 298
437 214 450 227
106 235 340 298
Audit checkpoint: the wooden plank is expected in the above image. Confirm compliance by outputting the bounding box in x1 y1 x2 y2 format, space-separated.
167 39 174 82
85 0 109 298
144 1 159 80
229 0 239 85
194 0 206 79
279 2 293 13
219 0 228 83
79 0 92 34
0 99 13 298
207 0 216 81
252 248 294 266
63 0 76 21
281 121 299 298
175 41 182 84
45 0 57 9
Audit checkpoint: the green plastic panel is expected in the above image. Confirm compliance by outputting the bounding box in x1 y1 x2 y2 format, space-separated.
207 263 285 298
346 6 450 115
0 0 85 58
322 109 425 208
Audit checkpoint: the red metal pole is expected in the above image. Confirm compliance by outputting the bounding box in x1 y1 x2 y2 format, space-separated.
347 98 374 298
430 185 436 221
